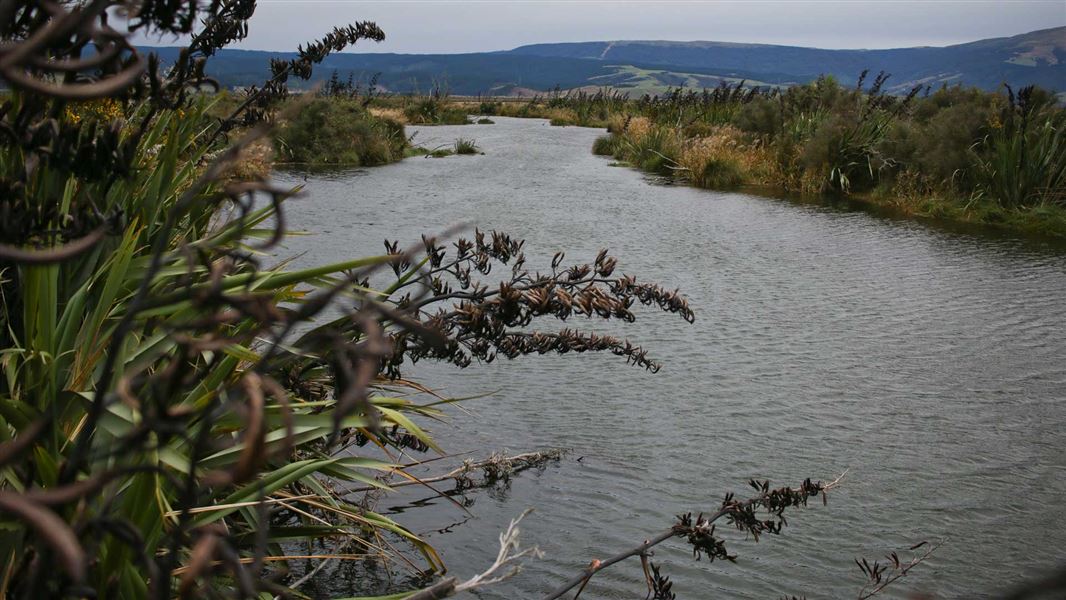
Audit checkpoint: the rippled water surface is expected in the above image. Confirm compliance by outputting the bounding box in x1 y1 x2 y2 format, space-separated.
274 117 1066 599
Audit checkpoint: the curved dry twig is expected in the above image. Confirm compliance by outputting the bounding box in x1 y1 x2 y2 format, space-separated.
0 227 106 265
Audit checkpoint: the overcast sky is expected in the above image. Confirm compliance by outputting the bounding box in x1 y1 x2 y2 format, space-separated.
139 1 1066 53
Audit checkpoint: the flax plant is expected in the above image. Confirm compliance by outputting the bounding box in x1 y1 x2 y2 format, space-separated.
0 4 696 598
973 85 1066 208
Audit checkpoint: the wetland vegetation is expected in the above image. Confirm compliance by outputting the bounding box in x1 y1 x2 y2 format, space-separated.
372 79 1066 237
589 78 1066 236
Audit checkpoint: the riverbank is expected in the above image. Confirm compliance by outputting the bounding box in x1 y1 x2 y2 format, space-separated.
594 117 1066 238
369 80 1066 238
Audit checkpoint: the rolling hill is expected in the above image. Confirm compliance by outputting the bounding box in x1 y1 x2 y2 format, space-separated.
146 26 1065 96
508 27 1066 93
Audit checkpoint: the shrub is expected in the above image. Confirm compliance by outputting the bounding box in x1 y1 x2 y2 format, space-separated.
592 134 618 155
802 104 904 194
884 98 991 189
692 157 745 188
274 97 406 166
734 96 784 137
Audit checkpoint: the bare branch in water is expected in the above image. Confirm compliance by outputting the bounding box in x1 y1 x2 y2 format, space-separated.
855 539 945 599
406 509 542 600
542 471 848 600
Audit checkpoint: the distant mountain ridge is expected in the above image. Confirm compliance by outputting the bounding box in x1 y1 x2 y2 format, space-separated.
507 27 1066 93
146 26 1065 96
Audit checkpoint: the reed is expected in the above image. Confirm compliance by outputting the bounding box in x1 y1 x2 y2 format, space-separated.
578 75 1066 235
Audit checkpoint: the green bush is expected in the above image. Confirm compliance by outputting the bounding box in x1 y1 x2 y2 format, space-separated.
274 97 406 166
734 96 784 137
692 157 745 188
882 94 992 188
592 134 618 155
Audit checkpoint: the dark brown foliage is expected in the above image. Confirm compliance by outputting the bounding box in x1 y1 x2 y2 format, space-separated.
649 561 676 599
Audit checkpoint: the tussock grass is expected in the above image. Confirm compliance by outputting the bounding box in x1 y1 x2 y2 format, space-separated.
402 90 471 125
369 106 408 123
454 137 481 154
406 138 481 158
592 135 617 155
684 126 784 187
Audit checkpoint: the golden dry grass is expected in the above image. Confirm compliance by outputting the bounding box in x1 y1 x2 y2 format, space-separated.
623 116 654 139
368 106 408 124
659 126 742 187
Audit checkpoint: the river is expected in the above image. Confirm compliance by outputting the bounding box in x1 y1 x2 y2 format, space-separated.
274 117 1066 599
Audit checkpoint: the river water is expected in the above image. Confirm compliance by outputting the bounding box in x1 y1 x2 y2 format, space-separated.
274 117 1066 599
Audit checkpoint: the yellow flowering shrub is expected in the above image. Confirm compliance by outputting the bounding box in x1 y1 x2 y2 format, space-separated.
63 98 124 124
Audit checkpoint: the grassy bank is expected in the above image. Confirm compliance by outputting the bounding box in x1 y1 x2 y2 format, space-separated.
585 79 1066 237
231 83 1064 238
362 83 1066 237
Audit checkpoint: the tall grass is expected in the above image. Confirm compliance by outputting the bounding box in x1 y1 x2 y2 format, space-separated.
453 137 481 154
592 134 618 155
580 75 1066 235
402 83 471 125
